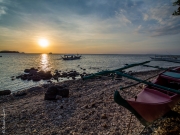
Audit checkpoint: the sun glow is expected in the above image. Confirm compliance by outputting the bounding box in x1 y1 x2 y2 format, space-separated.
38 39 49 47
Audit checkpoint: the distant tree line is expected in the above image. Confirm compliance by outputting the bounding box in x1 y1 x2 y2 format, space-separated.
173 0 180 15
0 51 19 53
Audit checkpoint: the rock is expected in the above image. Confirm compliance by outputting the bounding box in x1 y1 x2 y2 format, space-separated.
16 75 21 79
24 69 30 73
39 71 52 80
14 91 27 97
57 88 69 97
82 105 88 109
27 86 43 93
61 84 68 88
32 76 41 81
102 123 108 128
0 90 11 96
80 74 84 79
21 75 27 80
17 68 53 82
44 93 56 100
61 72 68 77
44 85 69 100
29 69 38 75
56 95 62 100
42 84 50 88
101 114 107 119
46 86 58 95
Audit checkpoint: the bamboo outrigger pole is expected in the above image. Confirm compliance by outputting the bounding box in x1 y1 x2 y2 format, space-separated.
83 61 180 94
83 61 150 80
114 71 180 94
143 64 180 73
143 64 167 70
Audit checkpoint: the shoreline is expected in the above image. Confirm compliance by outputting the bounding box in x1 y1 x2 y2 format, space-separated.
1 53 180 92
1 68 165 93
0 69 180 134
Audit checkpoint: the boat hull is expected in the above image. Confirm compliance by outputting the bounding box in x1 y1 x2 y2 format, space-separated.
115 68 180 125
127 88 173 122
62 57 81 60
127 68 180 123
152 70 180 108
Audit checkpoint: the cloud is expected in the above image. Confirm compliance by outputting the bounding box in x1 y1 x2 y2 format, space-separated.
0 0 10 19
115 9 132 26
150 23 180 37
131 1 180 36
143 14 148 21
0 0 180 46
0 6 7 18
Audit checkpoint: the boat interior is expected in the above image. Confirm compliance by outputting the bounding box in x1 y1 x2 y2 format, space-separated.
128 88 171 104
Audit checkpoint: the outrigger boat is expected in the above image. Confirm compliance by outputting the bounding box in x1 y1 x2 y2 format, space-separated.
83 61 180 127
150 55 180 63
61 54 81 60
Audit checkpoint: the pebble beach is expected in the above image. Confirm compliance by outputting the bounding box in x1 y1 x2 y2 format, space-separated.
1 69 180 135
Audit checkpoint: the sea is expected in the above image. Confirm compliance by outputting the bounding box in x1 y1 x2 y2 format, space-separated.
0 53 180 92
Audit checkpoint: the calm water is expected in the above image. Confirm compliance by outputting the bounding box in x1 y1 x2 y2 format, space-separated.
0 53 179 92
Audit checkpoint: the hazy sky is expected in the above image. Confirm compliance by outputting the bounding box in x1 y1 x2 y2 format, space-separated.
0 0 180 54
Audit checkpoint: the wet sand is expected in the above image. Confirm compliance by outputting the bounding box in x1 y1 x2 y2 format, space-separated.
0 69 180 135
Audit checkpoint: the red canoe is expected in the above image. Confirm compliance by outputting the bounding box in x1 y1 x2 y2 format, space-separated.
114 68 180 126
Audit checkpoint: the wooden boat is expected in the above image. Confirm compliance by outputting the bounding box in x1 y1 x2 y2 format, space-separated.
114 88 174 126
84 61 180 126
61 54 81 60
114 69 180 126
143 64 180 74
150 55 180 63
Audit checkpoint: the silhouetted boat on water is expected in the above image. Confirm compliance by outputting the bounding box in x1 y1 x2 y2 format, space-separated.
61 54 81 60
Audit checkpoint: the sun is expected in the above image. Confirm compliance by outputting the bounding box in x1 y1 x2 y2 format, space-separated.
38 39 49 47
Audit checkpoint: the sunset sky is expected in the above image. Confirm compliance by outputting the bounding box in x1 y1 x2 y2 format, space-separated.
0 0 180 54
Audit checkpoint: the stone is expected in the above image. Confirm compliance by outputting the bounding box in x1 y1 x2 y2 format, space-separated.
46 86 58 95
44 85 69 100
32 76 41 81
57 88 69 97
42 84 50 88
29 69 38 75
101 114 107 119
24 69 30 73
14 92 27 97
56 95 62 100
102 123 107 128
44 93 56 100
27 86 43 93
0 90 11 96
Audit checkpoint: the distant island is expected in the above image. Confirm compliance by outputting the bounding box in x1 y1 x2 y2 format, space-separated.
0 51 19 53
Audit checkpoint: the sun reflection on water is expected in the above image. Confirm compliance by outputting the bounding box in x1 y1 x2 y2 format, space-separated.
40 54 50 71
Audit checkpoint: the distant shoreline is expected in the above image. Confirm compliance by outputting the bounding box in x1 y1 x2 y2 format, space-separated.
0 51 19 53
